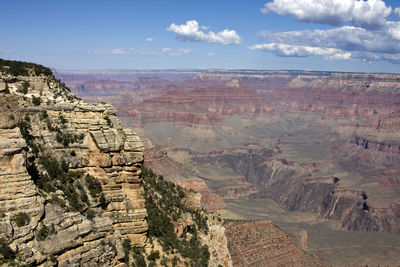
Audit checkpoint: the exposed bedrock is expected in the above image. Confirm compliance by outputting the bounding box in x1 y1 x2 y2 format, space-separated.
351 134 400 155
193 148 400 233
224 220 324 267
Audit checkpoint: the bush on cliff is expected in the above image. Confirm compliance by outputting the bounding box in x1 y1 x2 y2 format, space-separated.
0 238 15 261
13 212 30 227
0 58 52 76
141 166 210 266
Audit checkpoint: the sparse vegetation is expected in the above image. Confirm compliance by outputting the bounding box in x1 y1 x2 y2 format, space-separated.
85 174 102 198
147 250 160 261
132 247 146 267
0 58 52 76
31 156 105 213
36 225 50 241
141 166 210 266
104 115 113 128
18 81 30 94
0 238 15 260
13 212 30 227
32 95 41 106
122 239 131 263
59 114 67 124
3 82 10 94
19 115 33 145
86 209 95 220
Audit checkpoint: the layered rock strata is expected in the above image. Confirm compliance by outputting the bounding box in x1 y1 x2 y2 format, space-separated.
0 66 147 265
225 220 324 267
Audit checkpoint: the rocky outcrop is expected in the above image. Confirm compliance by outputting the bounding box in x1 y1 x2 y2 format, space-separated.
0 63 146 265
0 61 233 266
351 134 400 154
225 220 324 266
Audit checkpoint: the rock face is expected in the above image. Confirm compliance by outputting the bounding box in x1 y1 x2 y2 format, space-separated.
0 62 148 265
0 61 233 266
60 68 400 265
62 69 400 236
225 220 324 266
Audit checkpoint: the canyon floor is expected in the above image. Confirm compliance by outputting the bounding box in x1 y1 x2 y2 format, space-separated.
59 69 400 266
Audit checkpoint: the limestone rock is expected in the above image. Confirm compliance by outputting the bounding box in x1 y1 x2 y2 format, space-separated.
0 68 147 265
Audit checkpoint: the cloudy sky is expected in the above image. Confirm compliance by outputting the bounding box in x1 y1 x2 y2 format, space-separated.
1 0 400 72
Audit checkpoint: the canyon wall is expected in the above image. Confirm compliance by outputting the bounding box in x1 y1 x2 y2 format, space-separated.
0 61 232 266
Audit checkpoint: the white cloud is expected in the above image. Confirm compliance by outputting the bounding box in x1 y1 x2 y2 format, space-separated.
255 24 400 63
262 0 391 29
167 20 241 45
256 0 400 64
207 52 216 56
395 7 400 18
386 21 400 40
146 37 154 42
249 43 351 60
89 48 191 56
167 48 192 56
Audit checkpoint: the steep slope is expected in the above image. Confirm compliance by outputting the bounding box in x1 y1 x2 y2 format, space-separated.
0 59 147 265
0 59 232 266
225 220 324 267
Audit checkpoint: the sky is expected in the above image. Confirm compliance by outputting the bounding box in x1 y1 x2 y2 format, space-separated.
1 0 400 73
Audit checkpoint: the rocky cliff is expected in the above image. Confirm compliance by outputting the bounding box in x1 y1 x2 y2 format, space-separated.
0 60 147 266
0 59 232 266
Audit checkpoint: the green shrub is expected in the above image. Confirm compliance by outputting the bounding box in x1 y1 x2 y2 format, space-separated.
32 95 41 106
13 212 30 227
36 225 49 241
99 193 107 209
0 238 15 260
85 174 102 197
86 209 95 220
132 247 146 267
3 82 9 94
19 117 32 144
147 250 160 261
122 239 131 263
104 115 113 128
56 131 75 147
19 81 30 94
59 114 67 124
0 58 52 76
141 166 210 265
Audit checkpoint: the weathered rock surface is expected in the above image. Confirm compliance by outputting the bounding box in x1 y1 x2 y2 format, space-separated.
225 220 324 267
60 68 400 264
1 62 233 266
0 67 147 265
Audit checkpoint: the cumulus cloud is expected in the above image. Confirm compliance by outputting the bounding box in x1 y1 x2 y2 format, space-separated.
89 48 191 56
249 43 351 59
167 20 241 45
145 37 154 42
261 0 391 29
387 21 400 40
254 24 400 63
256 0 400 63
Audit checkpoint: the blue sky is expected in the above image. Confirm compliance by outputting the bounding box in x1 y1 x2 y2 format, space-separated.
1 0 400 73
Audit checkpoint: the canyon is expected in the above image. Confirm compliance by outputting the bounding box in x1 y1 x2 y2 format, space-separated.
58 69 400 266
0 60 233 266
